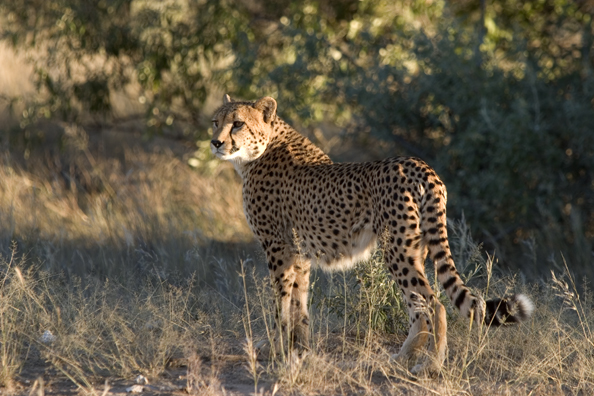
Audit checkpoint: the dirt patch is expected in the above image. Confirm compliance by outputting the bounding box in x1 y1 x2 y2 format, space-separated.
10 354 277 396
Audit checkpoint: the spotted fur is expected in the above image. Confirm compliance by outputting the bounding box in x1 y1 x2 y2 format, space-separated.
210 95 534 376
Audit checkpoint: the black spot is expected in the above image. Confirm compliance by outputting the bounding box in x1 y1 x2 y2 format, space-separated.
443 277 456 289
455 289 467 309
434 251 446 261
437 263 451 274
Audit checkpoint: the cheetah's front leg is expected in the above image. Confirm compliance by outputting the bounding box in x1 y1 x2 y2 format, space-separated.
265 242 311 354
290 258 311 350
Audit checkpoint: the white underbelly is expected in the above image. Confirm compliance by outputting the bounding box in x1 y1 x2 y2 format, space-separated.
316 225 377 272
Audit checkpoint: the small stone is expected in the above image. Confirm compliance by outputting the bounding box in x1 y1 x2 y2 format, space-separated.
135 375 148 385
39 330 56 344
126 384 144 393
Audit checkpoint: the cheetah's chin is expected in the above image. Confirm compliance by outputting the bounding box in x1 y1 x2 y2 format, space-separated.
213 150 244 161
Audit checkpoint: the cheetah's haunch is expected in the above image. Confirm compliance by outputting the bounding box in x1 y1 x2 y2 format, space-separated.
210 94 534 376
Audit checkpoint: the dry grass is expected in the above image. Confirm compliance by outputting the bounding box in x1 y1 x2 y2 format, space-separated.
0 126 591 395
0 127 253 393
246 260 593 396
0 42 35 102
0 123 252 279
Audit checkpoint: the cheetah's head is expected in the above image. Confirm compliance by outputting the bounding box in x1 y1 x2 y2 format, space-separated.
210 94 277 166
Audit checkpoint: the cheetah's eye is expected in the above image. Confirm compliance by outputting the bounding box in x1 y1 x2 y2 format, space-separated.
233 121 244 129
212 120 218 128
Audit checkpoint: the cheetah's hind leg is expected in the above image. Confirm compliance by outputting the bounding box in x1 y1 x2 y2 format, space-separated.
391 292 430 369
409 298 447 378
391 292 447 378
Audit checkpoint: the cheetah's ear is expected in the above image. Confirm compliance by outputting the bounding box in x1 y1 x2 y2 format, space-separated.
254 96 277 124
223 94 233 104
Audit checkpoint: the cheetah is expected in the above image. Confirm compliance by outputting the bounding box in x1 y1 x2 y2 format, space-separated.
210 94 534 376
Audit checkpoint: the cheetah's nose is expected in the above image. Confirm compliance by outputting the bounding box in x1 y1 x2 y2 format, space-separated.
211 139 223 148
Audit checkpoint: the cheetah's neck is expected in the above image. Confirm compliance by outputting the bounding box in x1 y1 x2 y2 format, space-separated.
266 118 332 166
236 117 332 179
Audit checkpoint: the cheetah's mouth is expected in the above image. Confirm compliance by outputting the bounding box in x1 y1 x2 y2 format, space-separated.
211 145 223 157
211 147 239 158
212 145 245 162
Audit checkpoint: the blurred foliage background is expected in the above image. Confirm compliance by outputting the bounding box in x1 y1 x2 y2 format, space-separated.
0 0 593 281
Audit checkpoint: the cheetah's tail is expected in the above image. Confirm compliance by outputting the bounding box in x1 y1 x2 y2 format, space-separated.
484 294 534 326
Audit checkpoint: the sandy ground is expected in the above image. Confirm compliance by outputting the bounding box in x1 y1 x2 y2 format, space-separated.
10 355 268 396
